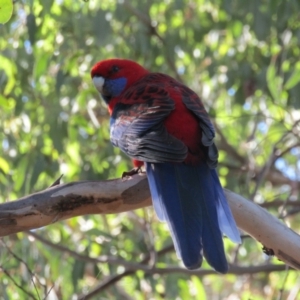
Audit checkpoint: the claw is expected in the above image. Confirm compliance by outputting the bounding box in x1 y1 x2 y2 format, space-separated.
122 166 142 179
262 245 275 256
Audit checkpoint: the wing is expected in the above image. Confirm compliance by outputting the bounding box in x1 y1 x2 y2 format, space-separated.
110 80 187 163
180 84 218 168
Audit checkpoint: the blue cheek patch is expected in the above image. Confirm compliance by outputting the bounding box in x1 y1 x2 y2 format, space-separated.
106 77 127 97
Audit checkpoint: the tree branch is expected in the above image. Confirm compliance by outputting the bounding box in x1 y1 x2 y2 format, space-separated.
0 174 300 270
0 174 152 236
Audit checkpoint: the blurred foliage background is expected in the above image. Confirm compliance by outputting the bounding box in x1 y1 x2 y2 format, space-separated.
1 0 300 299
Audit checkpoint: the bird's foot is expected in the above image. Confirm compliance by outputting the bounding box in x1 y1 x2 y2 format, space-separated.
262 245 275 256
122 166 142 179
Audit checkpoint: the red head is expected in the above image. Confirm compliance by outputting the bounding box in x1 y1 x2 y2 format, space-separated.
91 59 149 107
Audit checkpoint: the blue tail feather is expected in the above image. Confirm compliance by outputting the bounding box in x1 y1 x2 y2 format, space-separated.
146 162 240 273
146 167 166 222
212 170 241 244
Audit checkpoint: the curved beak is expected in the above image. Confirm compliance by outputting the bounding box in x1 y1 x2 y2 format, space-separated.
92 76 105 94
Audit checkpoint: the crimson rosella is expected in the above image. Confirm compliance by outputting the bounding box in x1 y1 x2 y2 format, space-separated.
91 58 241 273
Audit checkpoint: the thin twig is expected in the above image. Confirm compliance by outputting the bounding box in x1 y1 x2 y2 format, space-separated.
0 266 38 300
26 231 290 300
26 231 174 270
77 263 289 299
1 240 44 299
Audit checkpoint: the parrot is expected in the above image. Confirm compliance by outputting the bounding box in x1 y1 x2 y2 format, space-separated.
91 58 241 273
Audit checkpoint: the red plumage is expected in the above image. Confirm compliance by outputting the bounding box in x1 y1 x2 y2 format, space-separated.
91 59 208 165
91 58 240 272
162 87 204 164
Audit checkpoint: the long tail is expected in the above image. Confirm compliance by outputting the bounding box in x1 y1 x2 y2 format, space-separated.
145 162 240 273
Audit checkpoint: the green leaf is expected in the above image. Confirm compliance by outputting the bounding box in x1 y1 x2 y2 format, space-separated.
284 70 300 90
29 153 45 188
0 157 10 174
266 63 281 100
192 276 207 300
0 0 13 24
14 156 29 192
0 55 16 95
71 260 85 291
178 279 190 299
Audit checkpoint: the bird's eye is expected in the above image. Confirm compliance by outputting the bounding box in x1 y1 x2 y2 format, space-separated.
111 65 120 73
